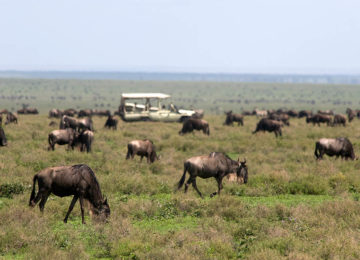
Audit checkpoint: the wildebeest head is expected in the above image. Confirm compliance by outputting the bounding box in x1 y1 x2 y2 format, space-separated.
150 150 160 163
236 158 248 184
91 198 110 221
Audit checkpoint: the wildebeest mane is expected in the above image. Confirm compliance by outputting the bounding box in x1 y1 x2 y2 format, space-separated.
71 164 103 206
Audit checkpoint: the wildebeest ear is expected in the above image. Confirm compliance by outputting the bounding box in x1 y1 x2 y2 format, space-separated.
241 158 247 165
237 157 240 163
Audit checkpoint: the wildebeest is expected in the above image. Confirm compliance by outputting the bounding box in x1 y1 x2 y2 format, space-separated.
224 111 244 126
179 118 210 135
287 110 298 117
63 108 77 117
49 109 63 118
298 110 312 118
346 108 356 122
29 164 110 224
17 108 39 114
306 114 332 126
268 113 290 126
242 110 252 116
332 114 346 127
93 109 111 117
253 118 283 137
5 112 18 125
104 115 118 130
0 126 7 146
177 152 247 198
126 139 159 163
314 138 356 160
61 115 94 132
78 109 93 118
48 128 78 151
77 130 94 153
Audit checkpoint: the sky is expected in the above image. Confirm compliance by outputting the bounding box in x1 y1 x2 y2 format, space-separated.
0 0 359 74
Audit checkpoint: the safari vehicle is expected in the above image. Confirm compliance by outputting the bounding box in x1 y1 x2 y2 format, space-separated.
118 93 196 122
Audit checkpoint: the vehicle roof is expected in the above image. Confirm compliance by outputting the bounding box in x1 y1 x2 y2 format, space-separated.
121 93 171 99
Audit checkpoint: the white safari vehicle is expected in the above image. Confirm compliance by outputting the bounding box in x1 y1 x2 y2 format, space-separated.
118 93 196 122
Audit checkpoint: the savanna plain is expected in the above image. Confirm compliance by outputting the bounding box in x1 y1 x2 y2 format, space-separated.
1 79 360 259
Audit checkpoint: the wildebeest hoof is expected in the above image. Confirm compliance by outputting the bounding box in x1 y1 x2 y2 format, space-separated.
210 192 217 198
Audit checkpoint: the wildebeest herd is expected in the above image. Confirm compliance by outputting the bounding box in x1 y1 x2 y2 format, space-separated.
0 106 359 224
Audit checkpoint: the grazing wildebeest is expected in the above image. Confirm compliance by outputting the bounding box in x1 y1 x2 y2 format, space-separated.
224 111 244 126
29 164 110 224
76 130 94 153
49 109 63 118
18 108 39 114
332 114 346 127
268 113 290 126
48 128 78 151
179 118 210 135
306 114 332 126
314 138 356 160
298 110 312 118
5 112 18 125
0 126 7 146
104 115 118 130
177 152 247 198
126 139 159 163
253 118 283 137
78 109 93 118
61 115 94 132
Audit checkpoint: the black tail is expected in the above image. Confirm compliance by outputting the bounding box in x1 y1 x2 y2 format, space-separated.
314 142 320 159
126 144 132 159
29 175 38 206
177 163 188 190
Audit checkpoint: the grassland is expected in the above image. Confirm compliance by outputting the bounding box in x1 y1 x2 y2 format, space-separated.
1 78 360 114
1 111 360 259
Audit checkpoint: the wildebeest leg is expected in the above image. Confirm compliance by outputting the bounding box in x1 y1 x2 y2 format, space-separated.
192 179 203 198
39 192 50 212
140 156 144 163
184 176 193 193
64 195 78 223
210 177 224 197
79 196 86 224
30 190 44 207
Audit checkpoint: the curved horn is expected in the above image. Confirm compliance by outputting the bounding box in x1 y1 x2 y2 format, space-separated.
241 158 246 164
237 157 240 163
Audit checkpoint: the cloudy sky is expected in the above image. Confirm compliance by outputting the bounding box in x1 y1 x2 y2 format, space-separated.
0 0 359 74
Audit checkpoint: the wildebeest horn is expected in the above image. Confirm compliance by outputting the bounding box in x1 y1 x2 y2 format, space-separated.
237 157 240 163
241 158 247 164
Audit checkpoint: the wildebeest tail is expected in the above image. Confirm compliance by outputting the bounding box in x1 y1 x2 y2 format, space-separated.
29 175 38 206
126 144 132 159
177 162 188 190
314 142 320 159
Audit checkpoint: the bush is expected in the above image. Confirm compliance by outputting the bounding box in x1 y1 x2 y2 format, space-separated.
0 183 25 198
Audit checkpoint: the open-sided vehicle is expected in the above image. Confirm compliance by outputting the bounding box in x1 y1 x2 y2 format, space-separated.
118 93 196 122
